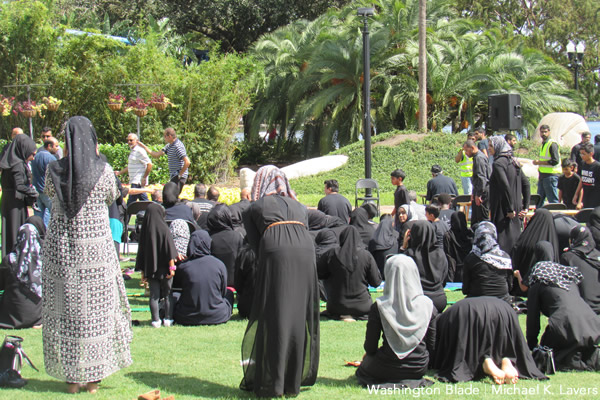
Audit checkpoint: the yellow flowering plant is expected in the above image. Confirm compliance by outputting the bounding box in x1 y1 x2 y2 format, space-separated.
0 95 15 116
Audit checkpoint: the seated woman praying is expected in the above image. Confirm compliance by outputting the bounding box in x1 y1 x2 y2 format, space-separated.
174 230 233 325
403 221 448 313
368 214 399 279
0 216 45 329
525 257 600 371
355 254 435 389
318 225 381 320
442 211 472 282
462 222 513 302
349 207 375 249
433 296 547 384
207 204 243 288
559 226 600 314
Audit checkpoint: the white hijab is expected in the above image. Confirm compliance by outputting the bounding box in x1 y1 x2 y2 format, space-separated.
375 254 434 359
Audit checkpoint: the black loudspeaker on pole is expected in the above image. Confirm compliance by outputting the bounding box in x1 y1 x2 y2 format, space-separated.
488 94 522 131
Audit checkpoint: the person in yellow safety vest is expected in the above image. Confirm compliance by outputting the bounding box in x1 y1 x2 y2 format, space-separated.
532 124 561 207
455 133 476 195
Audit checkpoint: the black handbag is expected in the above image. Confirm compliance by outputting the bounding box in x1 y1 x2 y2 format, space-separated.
532 345 556 375
0 335 38 388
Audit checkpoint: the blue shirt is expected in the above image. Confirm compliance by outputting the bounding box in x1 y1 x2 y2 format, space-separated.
31 149 56 193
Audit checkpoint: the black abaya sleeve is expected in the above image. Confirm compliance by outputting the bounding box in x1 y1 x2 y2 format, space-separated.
494 159 513 215
317 249 332 279
521 174 531 211
243 204 262 253
364 251 382 288
12 163 35 200
363 303 382 355
526 284 542 350
462 261 472 296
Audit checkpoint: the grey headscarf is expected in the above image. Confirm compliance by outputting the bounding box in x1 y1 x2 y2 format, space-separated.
375 254 434 359
489 135 521 168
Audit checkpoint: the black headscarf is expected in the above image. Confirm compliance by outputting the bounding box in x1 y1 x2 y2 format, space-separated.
24 215 45 242
308 209 329 231
450 212 472 249
47 116 106 219
361 202 378 220
162 182 180 208
511 208 560 275
135 203 178 279
568 225 600 270
315 229 338 263
406 220 448 285
207 203 234 234
587 206 600 251
534 241 556 263
334 225 363 271
0 134 37 170
368 215 398 252
187 230 212 260
349 207 375 248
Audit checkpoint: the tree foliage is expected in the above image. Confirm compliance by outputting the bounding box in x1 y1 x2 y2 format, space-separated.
0 1 257 182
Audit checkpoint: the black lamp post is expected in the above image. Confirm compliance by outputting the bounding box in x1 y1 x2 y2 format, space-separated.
567 42 585 90
358 7 374 189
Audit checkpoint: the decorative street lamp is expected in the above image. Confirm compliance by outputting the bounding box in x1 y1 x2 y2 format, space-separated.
567 42 585 90
358 7 374 188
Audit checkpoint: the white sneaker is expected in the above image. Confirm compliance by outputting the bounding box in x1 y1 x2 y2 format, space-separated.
151 320 162 328
163 319 173 327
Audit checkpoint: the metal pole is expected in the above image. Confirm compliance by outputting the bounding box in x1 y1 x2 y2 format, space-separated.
362 15 372 183
27 85 33 139
574 63 579 91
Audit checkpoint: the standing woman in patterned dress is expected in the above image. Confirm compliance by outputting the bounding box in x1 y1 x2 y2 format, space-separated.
42 116 132 394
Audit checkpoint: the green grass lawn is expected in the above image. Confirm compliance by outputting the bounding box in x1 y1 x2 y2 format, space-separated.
1 261 598 400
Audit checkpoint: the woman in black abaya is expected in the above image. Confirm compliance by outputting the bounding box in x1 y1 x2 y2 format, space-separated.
442 211 472 282
356 255 434 389
526 260 600 371
318 225 381 320
560 226 600 314
588 206 600 251
350 207 375 249
135 203 179 327
240 166 319 397
207 203 243 287
163 182 195 225
0 134 38 258
174 230 232 325
0 216 45 329
404 221 448 312
433 296 547 384
511 208 560 279
462 222 513 302
488 136 527 253
368 214 399 279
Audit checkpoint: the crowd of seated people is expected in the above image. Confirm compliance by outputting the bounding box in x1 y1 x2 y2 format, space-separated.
5 152 600 394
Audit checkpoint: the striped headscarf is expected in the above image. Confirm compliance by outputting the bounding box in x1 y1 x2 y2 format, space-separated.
251 165 297 201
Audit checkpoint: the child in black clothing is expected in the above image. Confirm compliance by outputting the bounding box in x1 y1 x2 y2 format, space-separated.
557 159 580 209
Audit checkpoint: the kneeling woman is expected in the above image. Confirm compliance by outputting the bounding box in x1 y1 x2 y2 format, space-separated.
356 255 434 389
433 297 546 384
318 225 381 320
526 260 600 371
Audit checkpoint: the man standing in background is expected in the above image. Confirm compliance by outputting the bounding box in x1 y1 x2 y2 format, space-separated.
533 125 561 206
31 137 60 226
116 133 153 205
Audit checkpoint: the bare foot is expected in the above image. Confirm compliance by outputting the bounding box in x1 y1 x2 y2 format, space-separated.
86 382 99 394
66 383 82 394
482 358 505 385
501 358 519 384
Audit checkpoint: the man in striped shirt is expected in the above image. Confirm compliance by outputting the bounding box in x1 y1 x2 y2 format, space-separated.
140 127 191 195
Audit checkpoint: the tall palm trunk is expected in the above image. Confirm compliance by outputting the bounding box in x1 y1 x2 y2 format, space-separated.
418 0 427 132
